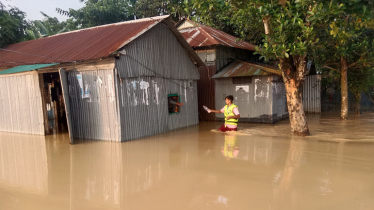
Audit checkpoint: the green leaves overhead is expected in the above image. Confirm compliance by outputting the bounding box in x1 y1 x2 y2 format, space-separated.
0 1 29 47
56 0 135 28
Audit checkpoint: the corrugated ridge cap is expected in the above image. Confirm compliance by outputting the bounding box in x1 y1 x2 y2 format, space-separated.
5 15 169 48
48 15 169 39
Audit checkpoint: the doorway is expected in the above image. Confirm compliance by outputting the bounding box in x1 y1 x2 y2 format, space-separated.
43 72 68 134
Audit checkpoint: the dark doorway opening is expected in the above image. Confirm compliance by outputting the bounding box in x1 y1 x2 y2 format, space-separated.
43 72 68 134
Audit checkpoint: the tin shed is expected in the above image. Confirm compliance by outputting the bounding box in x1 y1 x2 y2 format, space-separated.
176 19 260 121
0 16 204 142
212 60 288 124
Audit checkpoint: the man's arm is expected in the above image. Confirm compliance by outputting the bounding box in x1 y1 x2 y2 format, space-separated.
208 109 222 113
169 99 184 106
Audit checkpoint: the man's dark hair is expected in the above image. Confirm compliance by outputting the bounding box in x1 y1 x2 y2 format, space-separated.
225 95 234 102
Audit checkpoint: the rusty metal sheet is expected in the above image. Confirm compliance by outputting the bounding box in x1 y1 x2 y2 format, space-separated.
0 16 168 67
197 65 216 121
212 60 281 78
178 19 256 51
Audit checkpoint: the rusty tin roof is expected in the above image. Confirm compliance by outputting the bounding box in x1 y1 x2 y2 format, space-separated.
177 19 256 51
0 16 204 67
212 60 281 79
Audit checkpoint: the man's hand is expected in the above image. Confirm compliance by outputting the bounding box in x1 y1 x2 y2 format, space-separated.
226 116 231 120
207 109 212 113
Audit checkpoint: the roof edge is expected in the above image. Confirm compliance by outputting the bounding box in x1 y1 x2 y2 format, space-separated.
48 15 170 39
163 18 205 67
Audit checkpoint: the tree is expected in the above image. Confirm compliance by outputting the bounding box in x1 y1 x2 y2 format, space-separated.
26 12 70 39
316 0 374 120
348 66 374 114
56 0 136 28
0 1 29 47
212 0 343 136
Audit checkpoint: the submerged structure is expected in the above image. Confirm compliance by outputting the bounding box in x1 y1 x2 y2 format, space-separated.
0 16 204 142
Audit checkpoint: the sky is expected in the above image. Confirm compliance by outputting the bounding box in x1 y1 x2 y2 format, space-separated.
2 0 84 21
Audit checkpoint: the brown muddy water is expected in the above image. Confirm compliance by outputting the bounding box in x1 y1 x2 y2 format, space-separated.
1 113 374 210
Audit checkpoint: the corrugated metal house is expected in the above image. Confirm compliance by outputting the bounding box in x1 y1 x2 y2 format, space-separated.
212 60 288 123
176 19 288 123
177 19 321 123
0 15 204 143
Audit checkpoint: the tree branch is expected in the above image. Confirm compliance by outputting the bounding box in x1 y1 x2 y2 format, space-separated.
348 62 359 68
323 65 340 72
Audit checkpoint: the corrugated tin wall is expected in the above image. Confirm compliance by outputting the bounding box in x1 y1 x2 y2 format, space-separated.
117 76 198 141
116 23 199 80
0 73 44 135
197 65 216 121
302 75 321 113
114 21 200 141
66 69 119 141
215 75 278 123
271 75 288 120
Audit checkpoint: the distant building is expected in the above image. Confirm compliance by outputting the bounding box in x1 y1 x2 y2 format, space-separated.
176 19 290 123
0 16 204 142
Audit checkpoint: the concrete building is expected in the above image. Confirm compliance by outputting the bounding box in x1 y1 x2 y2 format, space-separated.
0 16 204 142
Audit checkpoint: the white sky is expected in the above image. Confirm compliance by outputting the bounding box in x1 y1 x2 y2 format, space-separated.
3 0 84 21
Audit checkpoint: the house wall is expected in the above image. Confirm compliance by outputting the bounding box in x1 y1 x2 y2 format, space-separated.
302 75 321 113
66 68 119 141
215 75 285 124
0 72 45 135
117 77 198 141
196 65 216 121
115 22 200 141
193 46 259 121
271 75 288 120
115 23 199 80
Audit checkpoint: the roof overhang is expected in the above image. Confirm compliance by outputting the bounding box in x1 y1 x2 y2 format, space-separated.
0 63 59 75
212 60 281 79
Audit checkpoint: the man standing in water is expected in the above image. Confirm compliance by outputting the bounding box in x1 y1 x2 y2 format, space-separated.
207 95 240 132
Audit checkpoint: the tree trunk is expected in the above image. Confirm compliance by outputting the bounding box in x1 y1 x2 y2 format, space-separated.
281 57 310 136
340 57 348 120
354 92 361 115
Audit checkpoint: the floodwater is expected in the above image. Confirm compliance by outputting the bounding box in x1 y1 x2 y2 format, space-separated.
1 113 374 210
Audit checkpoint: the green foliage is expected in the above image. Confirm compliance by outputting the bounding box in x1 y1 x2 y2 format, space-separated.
27 12 70 39
228 1 343 62
56 0 136 28
313 1 374 102
0 1 29 47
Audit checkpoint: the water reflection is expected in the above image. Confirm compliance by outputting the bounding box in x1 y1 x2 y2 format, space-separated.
0 133 48 194
221 134 239 160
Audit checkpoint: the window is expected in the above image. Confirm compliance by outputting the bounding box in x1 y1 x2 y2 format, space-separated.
168 94 181 114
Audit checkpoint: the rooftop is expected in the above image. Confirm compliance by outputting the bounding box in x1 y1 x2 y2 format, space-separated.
177 19 256 51
0 16 203 67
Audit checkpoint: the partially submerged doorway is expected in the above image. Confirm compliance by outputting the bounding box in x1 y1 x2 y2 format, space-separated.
42 72 68 134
